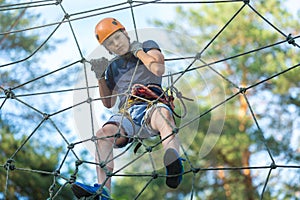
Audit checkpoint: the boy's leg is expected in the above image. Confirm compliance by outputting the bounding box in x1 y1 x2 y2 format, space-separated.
148 105 183 188
95 113 135 190
149 105 179 151
72 114 134 198
95 123 127 190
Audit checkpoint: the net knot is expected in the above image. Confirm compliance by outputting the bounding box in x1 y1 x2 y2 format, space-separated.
192 167 200 174
80 58 86 63
55 0 62 5
76 160 83 166
270 162 277 169
68 143 75 149
64 13 70 20
239 87 247 94
69 175 76 184
99 161 106 168
54 170 60 176
172 128 179 134
4 159 15 171
106 171 113 177
114 132 121 139
195 52 202 60
146 146 153 152
91 135 98 142
86 97 93 104
152 171 158 179
4 88 15 99
286 33 296 46
43 113 50 120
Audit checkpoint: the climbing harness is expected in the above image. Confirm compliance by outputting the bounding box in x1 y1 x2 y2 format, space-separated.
129 83 175 110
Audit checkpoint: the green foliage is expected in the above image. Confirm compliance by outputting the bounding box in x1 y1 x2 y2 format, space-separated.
0 0 52 59
114 0 300 199
0 122 74 199
0 0 76 199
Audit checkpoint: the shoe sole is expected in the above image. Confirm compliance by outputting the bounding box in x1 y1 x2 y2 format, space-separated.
71 184 110 200
71 184 94 199
164 148 182 189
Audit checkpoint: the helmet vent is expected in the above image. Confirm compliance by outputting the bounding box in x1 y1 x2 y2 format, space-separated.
112 19 118 26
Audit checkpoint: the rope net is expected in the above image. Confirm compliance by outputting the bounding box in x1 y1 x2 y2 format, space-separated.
1 0 299 199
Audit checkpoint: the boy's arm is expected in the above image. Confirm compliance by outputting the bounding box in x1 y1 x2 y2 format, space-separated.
136 49 165 77
98 78 116 108
130 41 165 77
90 57 116 108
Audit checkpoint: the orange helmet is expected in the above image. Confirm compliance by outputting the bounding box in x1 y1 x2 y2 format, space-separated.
95 18 125 44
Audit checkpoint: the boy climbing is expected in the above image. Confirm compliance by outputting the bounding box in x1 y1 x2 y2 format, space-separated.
71 17 183 199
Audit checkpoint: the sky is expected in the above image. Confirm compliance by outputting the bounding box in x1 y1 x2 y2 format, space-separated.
36 0 180 67
33 0 299 68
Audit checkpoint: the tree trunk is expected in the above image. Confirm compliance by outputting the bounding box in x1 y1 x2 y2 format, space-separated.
239 71 255 199
242 149 256 200
217 166 231 199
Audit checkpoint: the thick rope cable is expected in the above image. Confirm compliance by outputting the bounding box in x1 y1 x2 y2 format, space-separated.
0 14 66 68
0 0 59 11
1 0 299 199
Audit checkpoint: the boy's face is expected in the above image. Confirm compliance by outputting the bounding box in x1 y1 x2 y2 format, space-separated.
103 30 130 56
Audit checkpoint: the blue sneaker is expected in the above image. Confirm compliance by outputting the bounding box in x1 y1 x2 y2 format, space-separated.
164 148 184 189
71 182 110 200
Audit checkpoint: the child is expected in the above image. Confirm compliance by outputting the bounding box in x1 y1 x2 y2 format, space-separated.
71 17 183 199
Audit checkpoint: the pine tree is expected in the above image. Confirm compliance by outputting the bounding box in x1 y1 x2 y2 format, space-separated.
0 0 75 198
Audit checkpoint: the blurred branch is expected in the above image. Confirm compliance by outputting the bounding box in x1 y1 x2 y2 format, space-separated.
0 7 27 46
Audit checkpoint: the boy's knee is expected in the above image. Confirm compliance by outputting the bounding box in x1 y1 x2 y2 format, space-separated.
97 124 128 148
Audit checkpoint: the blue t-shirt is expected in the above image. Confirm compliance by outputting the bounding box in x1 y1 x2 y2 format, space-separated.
104 40 162 108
